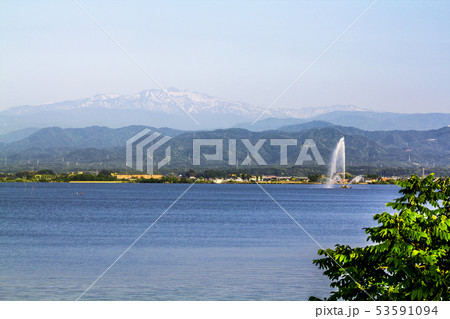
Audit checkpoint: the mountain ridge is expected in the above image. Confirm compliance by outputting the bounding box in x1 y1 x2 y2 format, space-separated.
237 112 450 132
1 88 448 134
1 88 364 117
0 123 448 172
0 88 365 133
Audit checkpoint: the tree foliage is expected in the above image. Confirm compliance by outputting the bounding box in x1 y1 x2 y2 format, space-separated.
311 174 450 301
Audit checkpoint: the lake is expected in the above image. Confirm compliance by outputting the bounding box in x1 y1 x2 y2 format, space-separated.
0 183 399 300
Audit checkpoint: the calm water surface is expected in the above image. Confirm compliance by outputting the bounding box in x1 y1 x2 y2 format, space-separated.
0 183 399 300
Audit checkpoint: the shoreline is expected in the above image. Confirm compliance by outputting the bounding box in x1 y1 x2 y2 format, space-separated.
0 180 387 185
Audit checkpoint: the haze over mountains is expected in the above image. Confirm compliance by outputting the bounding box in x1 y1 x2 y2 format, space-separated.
2 88 448 136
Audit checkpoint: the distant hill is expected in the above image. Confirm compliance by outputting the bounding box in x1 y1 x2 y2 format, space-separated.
0 125 184 152
0 123 448 172
236 112 450 131
277 121 335 132
235 117 307 131
0 127 40 143
313 111 450 131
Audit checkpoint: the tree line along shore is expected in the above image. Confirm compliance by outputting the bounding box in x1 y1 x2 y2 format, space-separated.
1 168 443 184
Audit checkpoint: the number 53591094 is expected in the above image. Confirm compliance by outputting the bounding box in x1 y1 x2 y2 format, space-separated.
376 305 438 316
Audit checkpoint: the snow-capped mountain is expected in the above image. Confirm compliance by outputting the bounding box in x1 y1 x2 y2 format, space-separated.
2 88 364 117
1 88 259 115
0 88 365 133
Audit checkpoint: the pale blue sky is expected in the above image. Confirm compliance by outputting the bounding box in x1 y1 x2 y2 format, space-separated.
0 0 449 113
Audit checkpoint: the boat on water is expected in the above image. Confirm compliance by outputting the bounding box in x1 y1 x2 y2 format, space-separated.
340 185 352 189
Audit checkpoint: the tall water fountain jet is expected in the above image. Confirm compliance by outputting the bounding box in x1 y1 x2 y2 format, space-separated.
327 137 346 186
